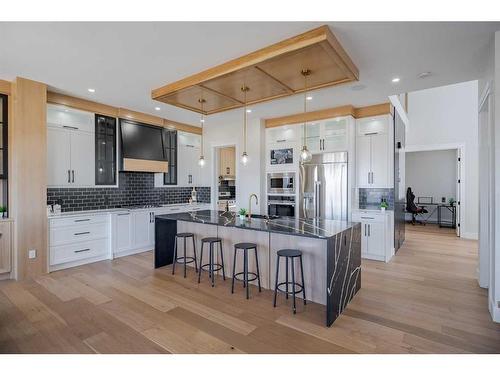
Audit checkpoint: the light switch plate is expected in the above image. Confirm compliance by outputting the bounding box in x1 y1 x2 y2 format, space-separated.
28 249 37 259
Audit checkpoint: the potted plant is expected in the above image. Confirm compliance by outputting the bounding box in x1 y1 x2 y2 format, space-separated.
380 200 389 212
448 198 455 206
238 208 247 220
0 206 6 218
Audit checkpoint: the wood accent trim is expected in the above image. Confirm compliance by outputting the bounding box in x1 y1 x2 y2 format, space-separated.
123 158 168 173
162 119 202 135
0 80 11 95
10 77 48 280
118 108 164 127
152 26 329 100
0 221 13 274
264 103 391 128
353 103 392 119
265 105 355 128
47 92 118 117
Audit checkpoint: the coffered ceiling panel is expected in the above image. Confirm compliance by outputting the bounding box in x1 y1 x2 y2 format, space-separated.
152 25 359 114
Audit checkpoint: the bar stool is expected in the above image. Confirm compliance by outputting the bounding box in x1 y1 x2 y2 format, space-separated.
198 237 226 287
172 233 198 278
273 249 307 314
231 242 262 299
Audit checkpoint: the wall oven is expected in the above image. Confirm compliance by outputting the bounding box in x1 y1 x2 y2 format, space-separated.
267 172 295 194
268 195 295 217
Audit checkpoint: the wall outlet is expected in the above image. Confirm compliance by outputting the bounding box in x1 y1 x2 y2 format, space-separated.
28 249 37 259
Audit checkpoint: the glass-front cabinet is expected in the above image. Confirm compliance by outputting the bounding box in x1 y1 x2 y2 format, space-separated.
163 130 177 185
95 114 117 185
302 117 348 153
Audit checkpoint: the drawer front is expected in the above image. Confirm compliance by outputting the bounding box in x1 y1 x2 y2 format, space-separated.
352 212 385 223
50 238 108 266
50 222 108 246
50 214 108 228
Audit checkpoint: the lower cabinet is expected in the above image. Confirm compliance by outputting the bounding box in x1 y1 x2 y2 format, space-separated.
112 210 154 258
0 220 13 278
352 210 394 262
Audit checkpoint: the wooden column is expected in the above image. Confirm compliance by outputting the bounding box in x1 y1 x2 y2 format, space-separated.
9 77 47 279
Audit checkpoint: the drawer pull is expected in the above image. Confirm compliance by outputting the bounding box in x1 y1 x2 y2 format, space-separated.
361 216 375 220
63 125 79 130
74 219 90 222
74 231 90 236
118 213 130 216
170 208 180 211
74 248 90 253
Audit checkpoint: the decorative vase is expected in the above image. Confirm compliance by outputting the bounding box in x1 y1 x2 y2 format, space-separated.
380 207 386 212
239 214 246 220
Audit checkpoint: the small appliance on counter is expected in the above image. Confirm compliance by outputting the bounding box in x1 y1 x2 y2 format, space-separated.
190 187 197 203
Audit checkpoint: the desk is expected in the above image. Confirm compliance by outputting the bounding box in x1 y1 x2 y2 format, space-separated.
438 204 456 228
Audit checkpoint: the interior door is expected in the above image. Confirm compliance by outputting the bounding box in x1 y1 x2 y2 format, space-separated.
70 131 95 186
370 133 389 187
47 127 71 186
356 135 371 187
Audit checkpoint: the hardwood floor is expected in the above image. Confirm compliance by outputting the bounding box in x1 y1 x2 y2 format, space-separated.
1 224 499 353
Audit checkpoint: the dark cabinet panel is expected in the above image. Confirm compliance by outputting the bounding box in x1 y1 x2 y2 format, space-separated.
163 130 177 185
95 115 117 185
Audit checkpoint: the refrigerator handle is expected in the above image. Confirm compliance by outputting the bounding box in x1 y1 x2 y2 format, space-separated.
314 181 321 219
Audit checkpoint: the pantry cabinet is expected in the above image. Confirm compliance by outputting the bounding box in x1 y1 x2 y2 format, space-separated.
356 115 393 188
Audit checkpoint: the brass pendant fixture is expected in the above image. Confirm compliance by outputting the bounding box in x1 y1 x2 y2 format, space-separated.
241 85 250 165
300 69 313 163
198 98 206 167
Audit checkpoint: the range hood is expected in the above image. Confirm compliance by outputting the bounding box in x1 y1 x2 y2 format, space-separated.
120 119 168 173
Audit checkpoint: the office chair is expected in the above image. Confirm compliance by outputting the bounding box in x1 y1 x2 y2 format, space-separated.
406 187 428 225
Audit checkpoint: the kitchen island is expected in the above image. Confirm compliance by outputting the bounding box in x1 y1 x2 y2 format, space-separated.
155 210 361 326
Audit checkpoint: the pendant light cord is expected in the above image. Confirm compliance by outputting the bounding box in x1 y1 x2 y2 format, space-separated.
199 97 205 158
243 85 247 154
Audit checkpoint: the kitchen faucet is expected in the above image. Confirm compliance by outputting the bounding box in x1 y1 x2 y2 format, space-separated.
247 194 258 220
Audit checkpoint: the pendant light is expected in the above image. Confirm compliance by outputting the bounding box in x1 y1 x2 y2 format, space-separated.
241 85 250 165
198 97 206 167
300 69 313 163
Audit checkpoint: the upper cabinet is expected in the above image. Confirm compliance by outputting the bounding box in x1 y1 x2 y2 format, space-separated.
304 117 348 153
266 126 300 144
163 129 178 185
219 147 235 177
355 115 393 188
95 115 117 185
47 105 97 187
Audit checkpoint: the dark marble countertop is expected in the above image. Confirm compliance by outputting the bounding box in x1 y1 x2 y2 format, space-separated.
156 210 358 239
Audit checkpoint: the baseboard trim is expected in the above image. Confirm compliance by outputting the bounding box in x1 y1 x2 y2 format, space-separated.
489 296 500 323
113 247 153 259
461 232 479 240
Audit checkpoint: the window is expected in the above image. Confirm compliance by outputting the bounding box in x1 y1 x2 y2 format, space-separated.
163 130 177 185
95 114 117 185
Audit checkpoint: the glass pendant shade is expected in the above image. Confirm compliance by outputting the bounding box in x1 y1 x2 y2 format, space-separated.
241 151 248 165
300 145 312 163
198 155 205 167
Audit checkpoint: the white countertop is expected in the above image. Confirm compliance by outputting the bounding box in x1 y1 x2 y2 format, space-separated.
47 202 211 219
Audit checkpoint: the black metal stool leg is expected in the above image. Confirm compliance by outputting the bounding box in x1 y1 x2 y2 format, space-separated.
244 249 249 299
219 240 226 280
285 257 289 300
172 236 178 275
254 247 262 292
231 247 237 294
291 258 297 314
198 241 203 284
183 237 187 278
273 255 280 307
192 236 198 273
210 243 215 287
299 255 306 305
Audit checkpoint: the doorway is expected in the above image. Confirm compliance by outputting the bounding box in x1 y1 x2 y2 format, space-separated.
212 144 237 212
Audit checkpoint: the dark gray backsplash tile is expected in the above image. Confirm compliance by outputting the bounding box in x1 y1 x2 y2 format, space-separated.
359 188 394 210
48 172 211 212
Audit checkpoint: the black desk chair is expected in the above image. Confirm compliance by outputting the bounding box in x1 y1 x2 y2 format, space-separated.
406 187 428 225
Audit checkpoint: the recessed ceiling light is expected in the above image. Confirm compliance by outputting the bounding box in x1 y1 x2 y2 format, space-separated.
200 119 205 123
87 88 96 93
391 77 400 83
154 107 161 111
246 109 252 113
417 71 432 79
306 96 313 101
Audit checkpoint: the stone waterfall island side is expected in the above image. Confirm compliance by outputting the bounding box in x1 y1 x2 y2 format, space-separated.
154 210 361 326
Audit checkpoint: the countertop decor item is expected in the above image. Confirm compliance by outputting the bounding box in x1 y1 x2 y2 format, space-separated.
238 208 247 220
380 199 389 211
0 206 6 218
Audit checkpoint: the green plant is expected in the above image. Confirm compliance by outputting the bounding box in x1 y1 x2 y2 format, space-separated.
0 206 6 213
380 201 389 209
238 208 248 216
448 198 455 205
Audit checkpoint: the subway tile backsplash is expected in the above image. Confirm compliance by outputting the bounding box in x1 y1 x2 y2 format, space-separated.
358 188 394 210
47 172 211 212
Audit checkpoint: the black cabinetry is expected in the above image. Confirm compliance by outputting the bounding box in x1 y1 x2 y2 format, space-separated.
163 130 177 185
95 114 117 185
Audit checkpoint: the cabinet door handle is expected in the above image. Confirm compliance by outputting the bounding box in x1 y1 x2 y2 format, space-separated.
276 139 286 143
368 224 371 236
72 170 75 183
118 213 130 216
68 170 71 183
74 248 90 253
361 216 374 220
74 231 90 236
63 125 79 130
74 218 90 222
364 223 367 236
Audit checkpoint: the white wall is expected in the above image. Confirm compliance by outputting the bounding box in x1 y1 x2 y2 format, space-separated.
405 150 457 222
201 110 264 214
407 80 479 239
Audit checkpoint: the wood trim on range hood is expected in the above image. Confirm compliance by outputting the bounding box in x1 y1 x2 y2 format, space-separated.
152 25 359 115
265 103 391 128
122 158 168 173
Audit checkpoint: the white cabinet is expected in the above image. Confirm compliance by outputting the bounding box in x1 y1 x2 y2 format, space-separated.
266 126 300 144
133 210 155 250
47 105 96 187
303 117 348 153
352 210 394 262
356 115 393 188
114 212 133 254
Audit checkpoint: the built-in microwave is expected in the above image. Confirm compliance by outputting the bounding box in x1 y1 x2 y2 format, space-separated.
267 172 295 194
268 195 295 217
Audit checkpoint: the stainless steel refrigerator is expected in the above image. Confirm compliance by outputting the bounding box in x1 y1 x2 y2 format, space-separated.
299 152 348 220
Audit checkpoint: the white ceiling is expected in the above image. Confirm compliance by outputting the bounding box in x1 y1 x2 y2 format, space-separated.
0 22 498 125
